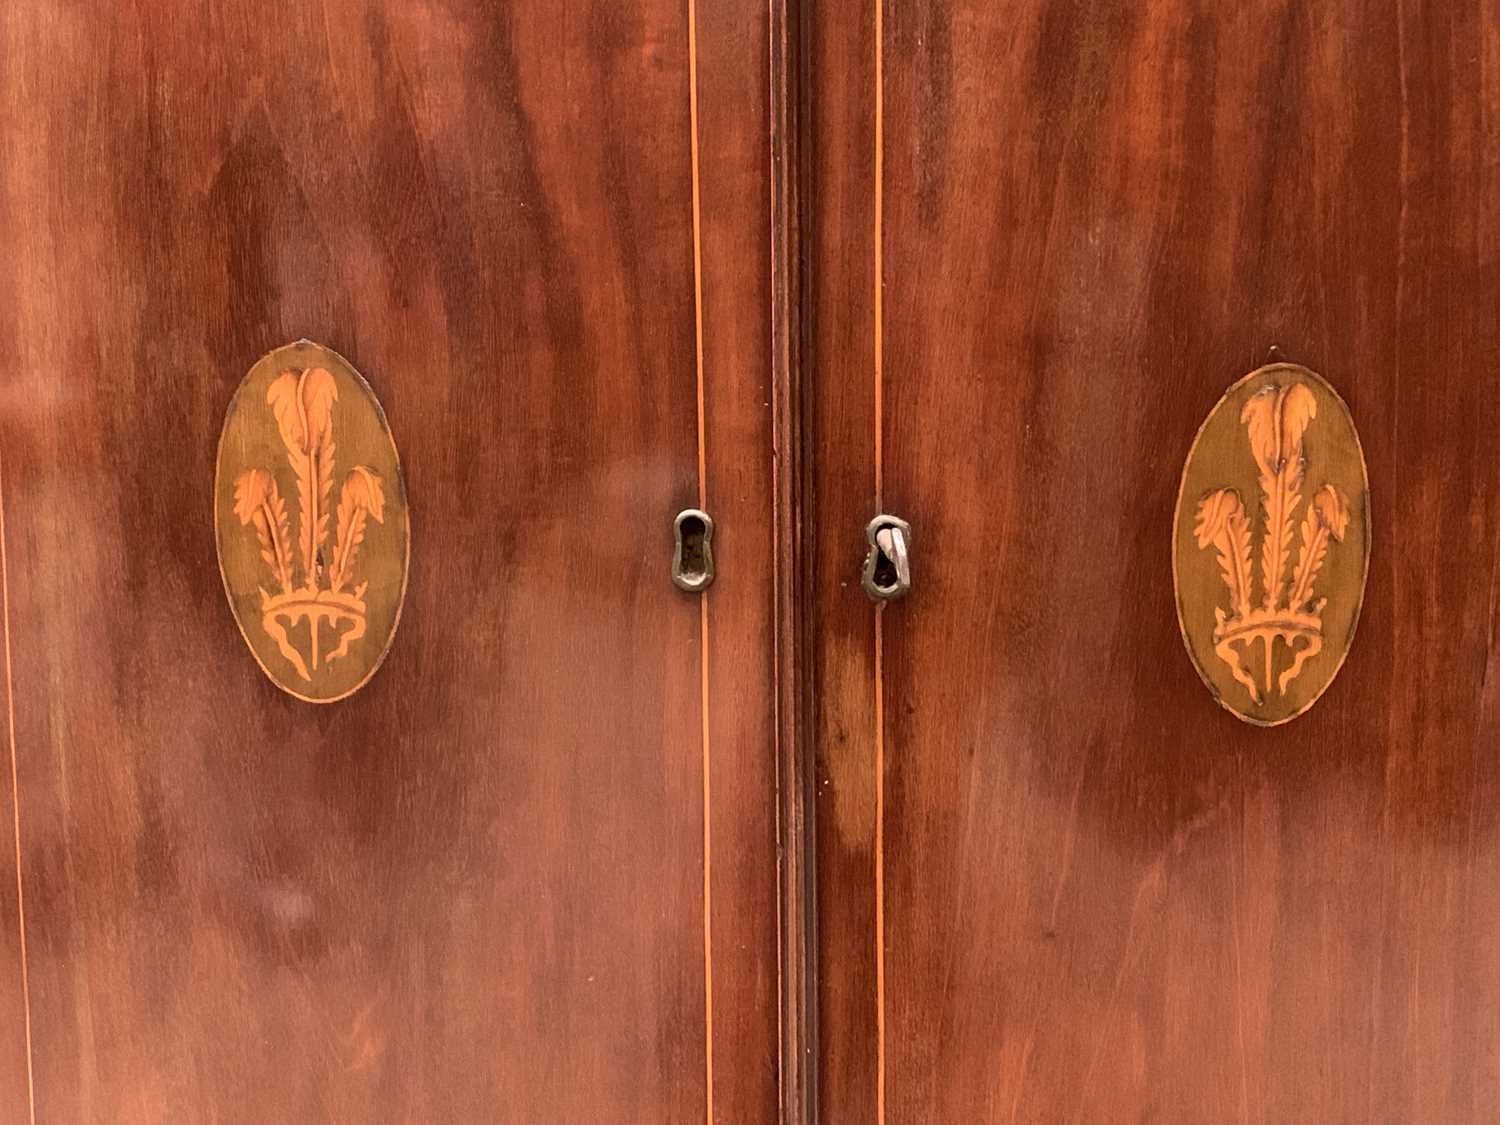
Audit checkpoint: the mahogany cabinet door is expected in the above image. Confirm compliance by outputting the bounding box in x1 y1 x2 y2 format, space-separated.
0 4 778 1122
808 2 1500 1122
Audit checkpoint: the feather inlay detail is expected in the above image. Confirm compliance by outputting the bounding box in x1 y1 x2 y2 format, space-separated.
1194 379 1350 705
233 366 386 683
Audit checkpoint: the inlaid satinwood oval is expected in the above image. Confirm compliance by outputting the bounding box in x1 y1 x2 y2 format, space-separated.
1173 363 1370 726
215 341 409 703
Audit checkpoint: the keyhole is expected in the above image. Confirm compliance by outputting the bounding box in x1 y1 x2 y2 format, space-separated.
862 515 912 601
871 543 898 592
672 508 715 592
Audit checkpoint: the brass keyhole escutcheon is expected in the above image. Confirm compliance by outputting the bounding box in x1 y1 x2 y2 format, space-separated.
672 508 716 592
862 514 912 601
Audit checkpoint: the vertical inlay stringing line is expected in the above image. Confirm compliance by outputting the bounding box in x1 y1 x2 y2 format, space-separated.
0 447 37 1125
873 0 887 1120
686 0 714 1119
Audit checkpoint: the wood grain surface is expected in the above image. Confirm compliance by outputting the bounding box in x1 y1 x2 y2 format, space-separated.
811 1 1500 1122
695 0 781 1120
804 0 882 1116
12 2 1500 1122
0 3 777 1122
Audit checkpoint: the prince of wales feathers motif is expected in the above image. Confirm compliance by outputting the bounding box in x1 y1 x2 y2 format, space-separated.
1193 381 1350 705
232 368 386 682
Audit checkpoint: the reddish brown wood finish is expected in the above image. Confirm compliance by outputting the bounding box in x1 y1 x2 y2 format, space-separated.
697 1 782 1120
0 450 28 1125
13 2 1500 1121
804 0 882 1116
812 1 1500 1122
769 0 816 1114
0 3 778 1122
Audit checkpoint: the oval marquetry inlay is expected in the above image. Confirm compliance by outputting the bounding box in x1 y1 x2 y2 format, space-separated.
215 341 409 702
1173 363 1370 726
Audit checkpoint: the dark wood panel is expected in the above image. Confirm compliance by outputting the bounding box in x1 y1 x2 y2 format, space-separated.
768 0 815 1113
0 2 778 1122
804 0 882 1120
814 0 1500 1121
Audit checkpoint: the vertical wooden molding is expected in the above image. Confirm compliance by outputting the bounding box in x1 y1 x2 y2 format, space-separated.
771 0 816 1118
872 0 887 1120
684 0 715 1117
0 446 37 1125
